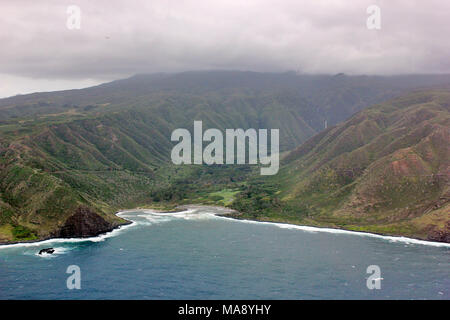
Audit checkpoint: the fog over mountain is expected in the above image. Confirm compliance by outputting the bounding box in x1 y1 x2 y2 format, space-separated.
1 0 450 97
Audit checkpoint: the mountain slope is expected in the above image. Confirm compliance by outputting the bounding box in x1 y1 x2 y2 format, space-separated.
1 72 450 243
3 71 450 150
231 89 450 242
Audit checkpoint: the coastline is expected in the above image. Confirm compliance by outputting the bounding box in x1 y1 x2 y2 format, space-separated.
1 205 449 248
217 213 450 248
0 215 133 247
0 205 234 247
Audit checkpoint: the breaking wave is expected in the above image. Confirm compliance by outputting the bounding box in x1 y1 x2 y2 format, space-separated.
217 215 450 248
1 207 449 251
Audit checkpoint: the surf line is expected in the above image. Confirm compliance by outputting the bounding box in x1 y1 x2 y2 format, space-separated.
0 211 137 249
215 215 450 248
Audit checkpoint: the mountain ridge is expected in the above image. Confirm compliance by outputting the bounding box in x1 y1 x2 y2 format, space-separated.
231 89 450 242
1 71 450 243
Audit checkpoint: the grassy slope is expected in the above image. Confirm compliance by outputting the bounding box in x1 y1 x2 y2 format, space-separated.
0 114 252 242
1 72 450 243
231 90 450 242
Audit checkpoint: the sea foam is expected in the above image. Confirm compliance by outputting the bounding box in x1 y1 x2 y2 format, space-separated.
215 215 450 248
1 208 449 250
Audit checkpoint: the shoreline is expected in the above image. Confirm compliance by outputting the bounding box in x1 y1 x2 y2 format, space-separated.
217 213 450 248
1 205 449 248
0 215 134 247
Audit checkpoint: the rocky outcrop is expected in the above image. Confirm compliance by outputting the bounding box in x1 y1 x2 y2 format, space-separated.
56 206 119 238
39 248 54 255
426 222 450 243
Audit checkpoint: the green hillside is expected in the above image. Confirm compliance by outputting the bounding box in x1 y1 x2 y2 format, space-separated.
1 71 450 243
231 89 450 242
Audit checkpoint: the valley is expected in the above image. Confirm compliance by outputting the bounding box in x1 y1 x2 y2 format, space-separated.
0 71 449 243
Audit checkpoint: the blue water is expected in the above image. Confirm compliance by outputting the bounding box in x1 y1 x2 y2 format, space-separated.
0 208 449 299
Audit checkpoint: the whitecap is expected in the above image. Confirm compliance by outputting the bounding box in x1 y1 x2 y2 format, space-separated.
215 216 450 248
33 247 72 258
2 207 449 250
0 214 137 250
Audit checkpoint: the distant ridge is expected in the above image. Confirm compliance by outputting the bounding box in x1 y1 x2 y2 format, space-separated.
1 71 450 243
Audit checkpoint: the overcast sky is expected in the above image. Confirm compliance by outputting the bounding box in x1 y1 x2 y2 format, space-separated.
1 0 449 98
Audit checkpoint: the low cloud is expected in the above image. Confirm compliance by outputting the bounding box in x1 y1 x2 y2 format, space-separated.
1 0 449 97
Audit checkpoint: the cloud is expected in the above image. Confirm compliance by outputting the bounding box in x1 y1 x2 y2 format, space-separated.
0 0 449 96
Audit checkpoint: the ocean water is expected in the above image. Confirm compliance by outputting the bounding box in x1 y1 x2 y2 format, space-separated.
0 208 449 300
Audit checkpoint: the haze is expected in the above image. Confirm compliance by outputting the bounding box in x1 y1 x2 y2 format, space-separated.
1 0 449 97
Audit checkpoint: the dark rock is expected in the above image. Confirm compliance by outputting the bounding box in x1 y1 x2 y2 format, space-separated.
39 248 55 255
56 206 116 238
426 221 450 243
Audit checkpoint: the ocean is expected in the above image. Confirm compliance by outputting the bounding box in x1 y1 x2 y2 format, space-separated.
0 207 449 299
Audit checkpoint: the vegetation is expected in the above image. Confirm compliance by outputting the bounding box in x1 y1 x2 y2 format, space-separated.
12 225 37 241
0 71 449 243
230 90 450 241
